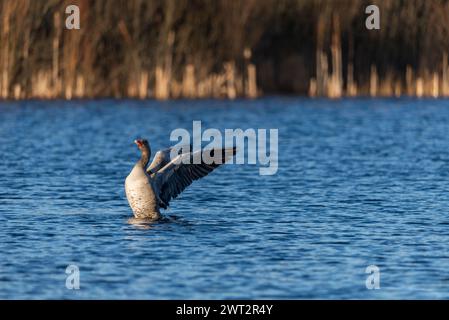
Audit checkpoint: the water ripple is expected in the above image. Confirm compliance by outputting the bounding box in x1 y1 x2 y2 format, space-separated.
1 98 449 299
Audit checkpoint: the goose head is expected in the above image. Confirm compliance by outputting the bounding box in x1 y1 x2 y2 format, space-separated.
134 139 151 166
134 139 150 152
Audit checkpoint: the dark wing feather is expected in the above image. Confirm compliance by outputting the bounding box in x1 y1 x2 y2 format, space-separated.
154 147 236 208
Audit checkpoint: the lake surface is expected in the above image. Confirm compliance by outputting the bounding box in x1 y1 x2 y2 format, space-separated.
1 97 449 299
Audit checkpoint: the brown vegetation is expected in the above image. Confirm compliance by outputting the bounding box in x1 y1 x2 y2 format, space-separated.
1 0 449 100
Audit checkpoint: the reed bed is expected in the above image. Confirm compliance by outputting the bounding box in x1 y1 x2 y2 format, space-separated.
1 0 449 100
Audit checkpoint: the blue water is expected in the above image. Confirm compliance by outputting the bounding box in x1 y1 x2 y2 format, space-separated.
1 98 449 299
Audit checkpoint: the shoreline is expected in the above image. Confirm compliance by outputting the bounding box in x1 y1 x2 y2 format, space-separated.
2 95 449 103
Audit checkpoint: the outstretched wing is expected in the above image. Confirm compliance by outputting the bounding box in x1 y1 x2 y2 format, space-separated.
146 144 192 175
154 147 236 208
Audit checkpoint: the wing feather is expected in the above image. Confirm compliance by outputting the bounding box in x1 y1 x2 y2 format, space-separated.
154 147 236 207
146 144 192 175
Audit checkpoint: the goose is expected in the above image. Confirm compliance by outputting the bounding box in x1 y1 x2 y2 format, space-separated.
125 139 236 222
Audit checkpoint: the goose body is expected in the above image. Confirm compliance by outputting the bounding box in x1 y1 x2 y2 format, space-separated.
125 139 236 222
125 162 160 220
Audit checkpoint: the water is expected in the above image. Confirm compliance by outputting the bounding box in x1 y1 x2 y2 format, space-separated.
1 97 449 299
